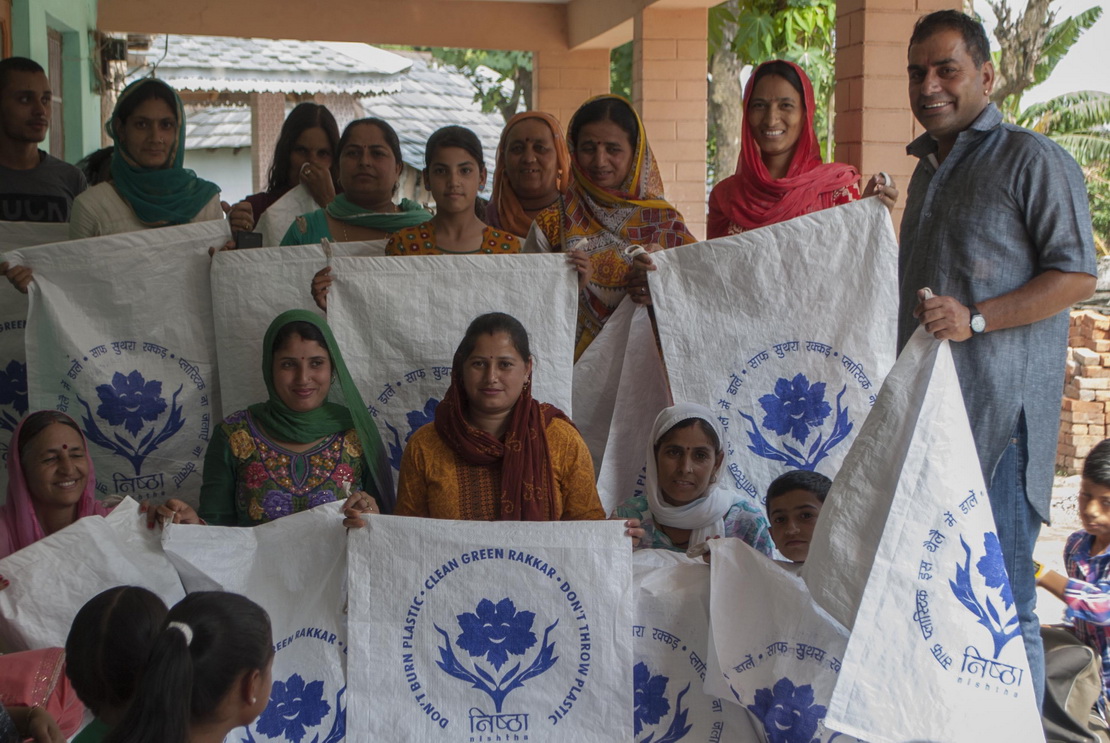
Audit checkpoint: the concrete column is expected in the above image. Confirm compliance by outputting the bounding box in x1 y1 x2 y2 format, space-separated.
834 0 957 229
632 6 708 240
250 92 285 193
532 48 611 135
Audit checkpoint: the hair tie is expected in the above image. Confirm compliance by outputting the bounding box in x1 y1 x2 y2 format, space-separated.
167 621 193 646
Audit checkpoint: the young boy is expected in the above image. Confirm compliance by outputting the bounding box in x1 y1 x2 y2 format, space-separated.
1036 438 1110 699
766 470 831 564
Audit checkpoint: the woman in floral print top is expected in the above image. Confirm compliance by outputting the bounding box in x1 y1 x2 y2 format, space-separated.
195 310 391 526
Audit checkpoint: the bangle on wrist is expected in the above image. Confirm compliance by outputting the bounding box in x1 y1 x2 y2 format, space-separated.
1033 560 1046 580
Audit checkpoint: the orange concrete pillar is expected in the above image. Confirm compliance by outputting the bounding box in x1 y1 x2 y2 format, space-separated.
532 48 611 136
834 0 958 229
250 91 285 193
632 6 708 241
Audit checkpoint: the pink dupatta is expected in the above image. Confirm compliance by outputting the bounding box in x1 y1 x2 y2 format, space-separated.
0 412 107 558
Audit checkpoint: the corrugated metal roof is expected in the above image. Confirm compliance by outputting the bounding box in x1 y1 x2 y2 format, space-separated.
185 105 251 149
360 51 507 172
132 35 412 96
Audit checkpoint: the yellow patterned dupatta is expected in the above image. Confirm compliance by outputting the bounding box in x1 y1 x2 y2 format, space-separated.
534 95 695 360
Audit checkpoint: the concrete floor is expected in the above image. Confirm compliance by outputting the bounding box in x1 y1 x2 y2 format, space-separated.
1036 475 1085 622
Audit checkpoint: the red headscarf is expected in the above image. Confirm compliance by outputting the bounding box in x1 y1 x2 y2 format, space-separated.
0 411 108 558
433 351 569 521
708 60 860 236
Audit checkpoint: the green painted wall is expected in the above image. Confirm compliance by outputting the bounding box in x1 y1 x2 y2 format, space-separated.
11 0 101 163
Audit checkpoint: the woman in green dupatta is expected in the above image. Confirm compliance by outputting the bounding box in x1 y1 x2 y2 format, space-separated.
281 117 430 247
68 78 228 239
165 310 392 527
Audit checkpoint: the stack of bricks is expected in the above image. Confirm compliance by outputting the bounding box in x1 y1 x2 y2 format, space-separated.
1060 309 1110 473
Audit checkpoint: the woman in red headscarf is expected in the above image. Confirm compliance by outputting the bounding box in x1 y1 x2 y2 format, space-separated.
707 60 897 238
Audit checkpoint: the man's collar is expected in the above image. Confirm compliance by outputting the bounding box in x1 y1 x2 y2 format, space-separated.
905 102 1001 159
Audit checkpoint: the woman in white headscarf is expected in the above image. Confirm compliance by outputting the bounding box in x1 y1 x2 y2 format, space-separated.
614 403 772 554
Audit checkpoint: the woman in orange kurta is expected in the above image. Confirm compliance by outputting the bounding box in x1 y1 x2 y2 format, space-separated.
392 312 604 521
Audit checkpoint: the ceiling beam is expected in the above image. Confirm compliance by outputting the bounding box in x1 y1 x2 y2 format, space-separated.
99 0 570 52
567 0 717 49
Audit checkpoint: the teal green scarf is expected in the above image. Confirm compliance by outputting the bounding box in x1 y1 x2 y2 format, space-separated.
108 78 220 226
326 194 431 232
248 310 394 509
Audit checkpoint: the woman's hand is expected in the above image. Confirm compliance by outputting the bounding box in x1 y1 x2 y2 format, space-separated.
0 262 33 293
223 200 255 233
142 498 202 529
614 516 644 548
341 490 380 529
311 266 332 311
300 163 337 209
566 250 592 291
625 251 657 306
863 173 899 213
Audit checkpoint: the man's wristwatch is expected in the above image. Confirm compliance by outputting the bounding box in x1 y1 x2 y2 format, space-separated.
968 305 986 334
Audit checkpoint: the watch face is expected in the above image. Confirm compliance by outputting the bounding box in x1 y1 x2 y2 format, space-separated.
971 314 986 333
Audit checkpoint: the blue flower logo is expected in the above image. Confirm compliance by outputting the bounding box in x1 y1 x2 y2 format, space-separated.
435 597 558 713
255 673 330 743
386 397 438 470
760 374 831 445
95 370 167 436
634 661 670 734
950 533 1021 658
456 597 537 671
976 532 1015 610
738 375 852 471
0 359 28 434
747 677 826 743
75 369 186 475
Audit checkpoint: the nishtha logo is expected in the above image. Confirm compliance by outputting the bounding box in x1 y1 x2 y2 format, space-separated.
435 596 558 733
747 677 846 743
738 373 852 471
76 369 185 475
246 672 345 743
633 661 692 743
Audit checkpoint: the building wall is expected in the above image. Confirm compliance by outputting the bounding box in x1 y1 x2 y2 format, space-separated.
187 147 254 203
11 0 101 163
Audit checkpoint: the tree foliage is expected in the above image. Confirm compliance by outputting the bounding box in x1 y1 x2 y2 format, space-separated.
427 48 532 125
708 0 838 171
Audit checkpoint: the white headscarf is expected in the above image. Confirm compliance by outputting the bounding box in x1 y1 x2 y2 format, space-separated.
645 403 738 548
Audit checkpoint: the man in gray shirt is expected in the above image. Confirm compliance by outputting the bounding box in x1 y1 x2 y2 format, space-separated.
0 57 86 222
899 10 1096 706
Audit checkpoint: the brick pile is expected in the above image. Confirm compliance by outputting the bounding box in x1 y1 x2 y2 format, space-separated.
1060 309 1110 474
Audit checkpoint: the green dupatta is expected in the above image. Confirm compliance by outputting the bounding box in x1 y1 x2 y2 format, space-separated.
325 194 431 232
107 78 220 226
248 310 394 509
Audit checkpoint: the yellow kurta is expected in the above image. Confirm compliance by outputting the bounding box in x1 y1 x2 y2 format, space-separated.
394 418 605 521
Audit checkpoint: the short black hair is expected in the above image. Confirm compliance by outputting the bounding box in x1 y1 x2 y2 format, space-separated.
765 470 832 513
750 61 805 102
454 312 531 366
568 97 639 154
909 10 992 69
425 125 485 171
1084 439 1110 489
339 117 402 165
0 57 45 94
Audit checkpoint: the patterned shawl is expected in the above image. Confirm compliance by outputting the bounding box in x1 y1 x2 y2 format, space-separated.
433 353 569 521
535 95 695 358
708 60 859 236
487 111 571 238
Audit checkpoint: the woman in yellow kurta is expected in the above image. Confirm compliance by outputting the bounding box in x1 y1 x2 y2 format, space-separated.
524 96 695 360
391 312 603 521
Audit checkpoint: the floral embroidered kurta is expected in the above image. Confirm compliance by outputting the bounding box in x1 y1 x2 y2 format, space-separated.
385 221 520 255
199 410 368 526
